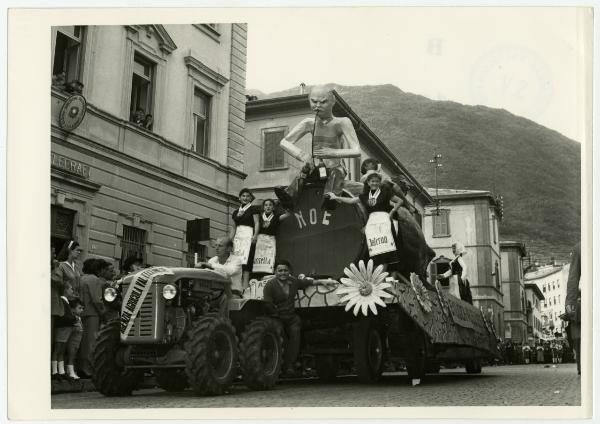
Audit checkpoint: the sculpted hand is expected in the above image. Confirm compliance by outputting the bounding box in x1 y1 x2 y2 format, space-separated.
313 147 337 158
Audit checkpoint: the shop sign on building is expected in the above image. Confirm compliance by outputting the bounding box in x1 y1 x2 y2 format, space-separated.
51 153 90 179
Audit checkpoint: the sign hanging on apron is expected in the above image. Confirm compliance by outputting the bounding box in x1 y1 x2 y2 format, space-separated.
233 225 253 263
253 234 276 273
364 211 396 257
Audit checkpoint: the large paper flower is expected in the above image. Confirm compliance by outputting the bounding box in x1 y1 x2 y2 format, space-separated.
336 259 393 316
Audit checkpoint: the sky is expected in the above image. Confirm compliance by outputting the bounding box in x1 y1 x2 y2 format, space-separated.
246 7 590 142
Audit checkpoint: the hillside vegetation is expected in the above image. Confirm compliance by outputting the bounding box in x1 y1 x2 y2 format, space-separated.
252 84 581 262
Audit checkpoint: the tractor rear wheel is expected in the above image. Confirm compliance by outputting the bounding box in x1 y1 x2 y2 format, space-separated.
239 317 284 390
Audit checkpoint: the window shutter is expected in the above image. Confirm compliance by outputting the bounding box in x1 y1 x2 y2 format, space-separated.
263 130 284 169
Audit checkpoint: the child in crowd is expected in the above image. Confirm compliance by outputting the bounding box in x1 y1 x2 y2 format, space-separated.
51 282 84 380
66 299 84 379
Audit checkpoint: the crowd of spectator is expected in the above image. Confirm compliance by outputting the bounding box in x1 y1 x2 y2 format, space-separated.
496 339 574 366
51 239 143 381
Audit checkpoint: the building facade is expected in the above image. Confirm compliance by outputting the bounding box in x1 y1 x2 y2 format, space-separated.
51 24 248 270
244 92 433 219
524 264 571 338
524 283 545 343
423 189 504 336
500 241 528 343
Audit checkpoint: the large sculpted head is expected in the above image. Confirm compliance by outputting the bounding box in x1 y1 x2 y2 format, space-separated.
309 86 335 118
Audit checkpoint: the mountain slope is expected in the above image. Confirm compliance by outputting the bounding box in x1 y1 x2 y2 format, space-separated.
251 84 581 262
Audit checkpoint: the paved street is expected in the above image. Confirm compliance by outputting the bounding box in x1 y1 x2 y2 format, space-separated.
52 364 580 408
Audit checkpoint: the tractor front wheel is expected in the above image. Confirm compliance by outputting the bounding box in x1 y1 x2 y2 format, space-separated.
92 320 143 396
185 315 238 396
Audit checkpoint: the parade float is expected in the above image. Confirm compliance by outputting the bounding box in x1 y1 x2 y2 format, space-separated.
233 182 500 384
94 180 499 397
93 86 498 397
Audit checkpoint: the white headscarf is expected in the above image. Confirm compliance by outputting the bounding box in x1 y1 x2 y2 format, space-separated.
453 242 467 256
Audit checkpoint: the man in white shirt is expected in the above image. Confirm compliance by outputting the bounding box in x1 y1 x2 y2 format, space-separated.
195 237 243 296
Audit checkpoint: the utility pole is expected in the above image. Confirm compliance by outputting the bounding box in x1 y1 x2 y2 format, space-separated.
429 152 443 216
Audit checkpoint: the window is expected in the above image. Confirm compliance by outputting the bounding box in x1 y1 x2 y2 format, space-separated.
186 243 207 267
262 128 286 170
52 26 85 85
558 295 560 304
192 88 211 156
494 261 500 288
553 296 556 305
492 215 497 244
130 53 155 129
432 209 450 237
193 24 221 42
120 225 147 270
51 206 76 255
543 285 546 293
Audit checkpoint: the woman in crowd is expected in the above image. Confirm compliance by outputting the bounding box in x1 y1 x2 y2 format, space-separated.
536 342 545 363
328 170 402 271
252 199 291 276
435 242 473 304
53 240 84 298
79 259 114 378
230 188 260 290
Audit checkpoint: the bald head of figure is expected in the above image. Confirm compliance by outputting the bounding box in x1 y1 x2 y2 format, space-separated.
309 85 335 118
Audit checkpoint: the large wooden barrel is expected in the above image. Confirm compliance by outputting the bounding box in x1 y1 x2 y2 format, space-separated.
276 185 366 278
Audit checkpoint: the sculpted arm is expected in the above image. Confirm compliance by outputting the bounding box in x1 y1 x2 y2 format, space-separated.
279 119 313 163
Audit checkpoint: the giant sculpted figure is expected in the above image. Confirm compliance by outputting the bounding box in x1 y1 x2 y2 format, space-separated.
275 86 361 211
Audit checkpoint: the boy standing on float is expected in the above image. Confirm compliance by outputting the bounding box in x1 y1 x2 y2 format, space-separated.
274 86 361 211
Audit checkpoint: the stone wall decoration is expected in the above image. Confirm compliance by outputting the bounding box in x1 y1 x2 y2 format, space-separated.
58 94 87 132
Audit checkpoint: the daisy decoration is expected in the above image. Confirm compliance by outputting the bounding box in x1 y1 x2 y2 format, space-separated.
336 259 393 316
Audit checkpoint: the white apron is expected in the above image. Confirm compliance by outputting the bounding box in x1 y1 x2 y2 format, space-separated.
252 234 276 273
233 225 253 264
447 275 461 299
364 211 396 257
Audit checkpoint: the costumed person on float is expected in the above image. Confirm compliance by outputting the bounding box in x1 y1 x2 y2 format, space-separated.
360 158 417 214
274 85 361 211
434 242 473 304
230 188 260 290
327 169 402 271
358 159 435 281
252 199 291 276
